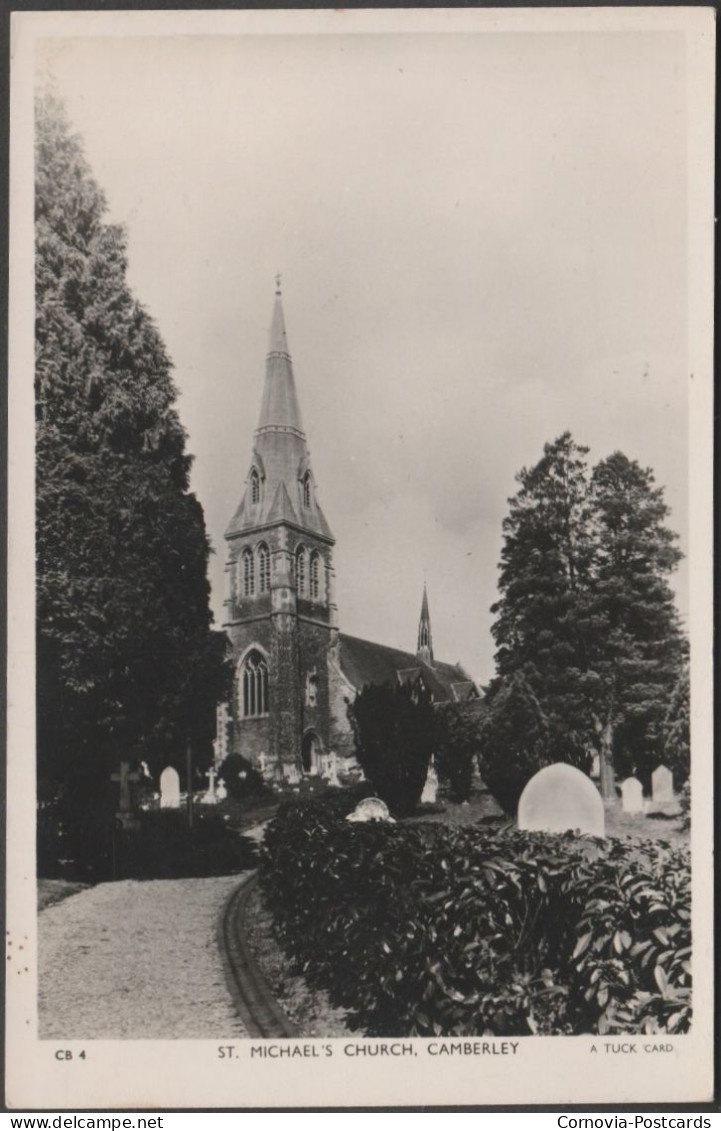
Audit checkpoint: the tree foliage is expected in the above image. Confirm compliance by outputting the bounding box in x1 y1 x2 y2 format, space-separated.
479 673 556 815
349 683 434 817
662 667 690 787
489 433 686 799
35 92 230 810
433 702 485 802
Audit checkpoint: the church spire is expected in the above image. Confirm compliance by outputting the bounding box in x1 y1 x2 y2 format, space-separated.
225 282 333 543
256 278 304 438
416 583 434 665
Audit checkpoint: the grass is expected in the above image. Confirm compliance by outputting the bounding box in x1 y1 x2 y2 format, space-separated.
38 879 89 912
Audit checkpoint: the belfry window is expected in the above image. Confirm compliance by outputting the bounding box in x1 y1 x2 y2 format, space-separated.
309 551 321 600
250 469 260 505
257 543 270 594
241 546 255 596
241 650 269 717
296 546 307 596
302 472 312 508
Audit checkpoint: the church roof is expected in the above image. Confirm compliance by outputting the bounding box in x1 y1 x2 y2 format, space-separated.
337 633 479 703
225 287 333 543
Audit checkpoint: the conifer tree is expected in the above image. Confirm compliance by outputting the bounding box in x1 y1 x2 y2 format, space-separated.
489 434 686 800
349 683 434 817
583 453 686 791
662 666 690 786
35 93 229 809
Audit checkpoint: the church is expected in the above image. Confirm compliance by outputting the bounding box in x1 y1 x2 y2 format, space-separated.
220 284 480 783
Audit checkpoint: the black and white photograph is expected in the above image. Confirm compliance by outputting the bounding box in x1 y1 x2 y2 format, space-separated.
6 6 714 1109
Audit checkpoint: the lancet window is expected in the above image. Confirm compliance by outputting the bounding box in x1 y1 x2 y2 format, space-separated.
240 650 269 717
257 543 270 594
241 546 255 597
250 468 260 505
302 472 312 508
296 546 308 597
309 551 321 600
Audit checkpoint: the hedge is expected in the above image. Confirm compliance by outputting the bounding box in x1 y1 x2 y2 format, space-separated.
260 793 691 1037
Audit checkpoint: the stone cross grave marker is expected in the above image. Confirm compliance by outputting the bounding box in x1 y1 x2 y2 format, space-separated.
621 776 644 814
111 760 141 830
517 763 605 837
421 759 439 804
111 760 140 814
202 765 218 805
159 766 181 809
323 750 341 788
651 764 674 806
346 796 395 824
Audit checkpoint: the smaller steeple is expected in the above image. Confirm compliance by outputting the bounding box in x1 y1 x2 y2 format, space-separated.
416 583 434 665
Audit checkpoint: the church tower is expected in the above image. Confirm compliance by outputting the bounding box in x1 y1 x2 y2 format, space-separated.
416 583 434 665
224 282 337 781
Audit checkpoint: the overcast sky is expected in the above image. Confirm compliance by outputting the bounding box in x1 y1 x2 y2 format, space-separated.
37 28 689 684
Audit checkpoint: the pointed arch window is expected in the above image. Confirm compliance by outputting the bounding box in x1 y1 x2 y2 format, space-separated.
309 551 321 601
241 546 255 597
240 650 269 717
257 543 270 594
250 469 260 505
302 472 312 508
296 546 308 597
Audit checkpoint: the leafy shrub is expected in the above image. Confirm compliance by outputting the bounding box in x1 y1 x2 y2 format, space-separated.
218 753 268 800
261 795 691 1037
433 702 484 802
349 683 434 817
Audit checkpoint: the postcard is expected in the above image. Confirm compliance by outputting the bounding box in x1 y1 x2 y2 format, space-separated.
6 6 715 1109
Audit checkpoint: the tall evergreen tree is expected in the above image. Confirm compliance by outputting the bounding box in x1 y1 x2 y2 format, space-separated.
35 93 229 808
490 434 686 799
583 453 686 791
490 432 595 769
661 666 690 787
349 683 434 817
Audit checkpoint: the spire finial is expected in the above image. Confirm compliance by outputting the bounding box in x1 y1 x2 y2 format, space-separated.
275 272 282 296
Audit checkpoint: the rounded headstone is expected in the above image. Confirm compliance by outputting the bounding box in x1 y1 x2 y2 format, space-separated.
517 763 605 837
345 796 395 823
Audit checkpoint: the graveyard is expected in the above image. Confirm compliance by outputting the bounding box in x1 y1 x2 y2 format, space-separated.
37 750 690 1041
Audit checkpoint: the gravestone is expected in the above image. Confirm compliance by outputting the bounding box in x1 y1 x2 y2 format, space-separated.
590 753 600 780
652 764 674 806
159 766 181 810
421 760 438 804
286 764 301 785
517 763 605 837
202 766 218 805
621 776 644 814
111 760 141 830
345 797 395 823
216 778 227 801
323 750 341 788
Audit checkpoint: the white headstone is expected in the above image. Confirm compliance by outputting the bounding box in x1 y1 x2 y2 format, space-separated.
202 765 218 805
323 750 341 788
159 766 181 810
517 763 605 837
345 797 395 823
421 760 439 804
216 778 227 801
258 751 267 777
590 753 600 779
652 764 674 805
621 776 644 814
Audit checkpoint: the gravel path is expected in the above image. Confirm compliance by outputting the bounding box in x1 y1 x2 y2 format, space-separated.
39 876 249 1039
